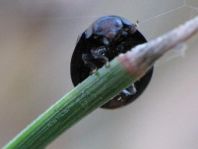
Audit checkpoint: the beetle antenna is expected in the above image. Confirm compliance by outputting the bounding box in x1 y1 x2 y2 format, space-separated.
135 20 139 28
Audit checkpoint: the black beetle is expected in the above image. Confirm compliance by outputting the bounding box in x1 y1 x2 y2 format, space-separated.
70 15 153 109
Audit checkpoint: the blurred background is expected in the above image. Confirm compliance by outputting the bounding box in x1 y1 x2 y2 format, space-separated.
0 0 197 149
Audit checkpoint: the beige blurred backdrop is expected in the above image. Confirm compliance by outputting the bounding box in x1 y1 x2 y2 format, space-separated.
0 0 198 149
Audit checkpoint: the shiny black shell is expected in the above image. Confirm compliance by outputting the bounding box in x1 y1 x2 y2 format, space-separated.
70 16 153 109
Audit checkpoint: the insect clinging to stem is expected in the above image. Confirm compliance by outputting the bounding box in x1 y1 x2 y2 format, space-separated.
70 15 154 109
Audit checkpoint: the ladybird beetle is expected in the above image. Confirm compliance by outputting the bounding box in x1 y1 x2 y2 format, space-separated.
70 16 153 109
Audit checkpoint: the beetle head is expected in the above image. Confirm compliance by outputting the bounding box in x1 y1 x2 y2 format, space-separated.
93 16 123 40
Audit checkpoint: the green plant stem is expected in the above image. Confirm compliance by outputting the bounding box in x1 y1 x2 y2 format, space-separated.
5 59 134 149
3 16 198 149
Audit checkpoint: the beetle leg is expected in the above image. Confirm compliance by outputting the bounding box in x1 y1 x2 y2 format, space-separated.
102 37 110 46
135 20 139 28
128 21 139 34
116 44 125 53
91 47 110 67
121 84 137 96
82 53 97 73
131 84 137 94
